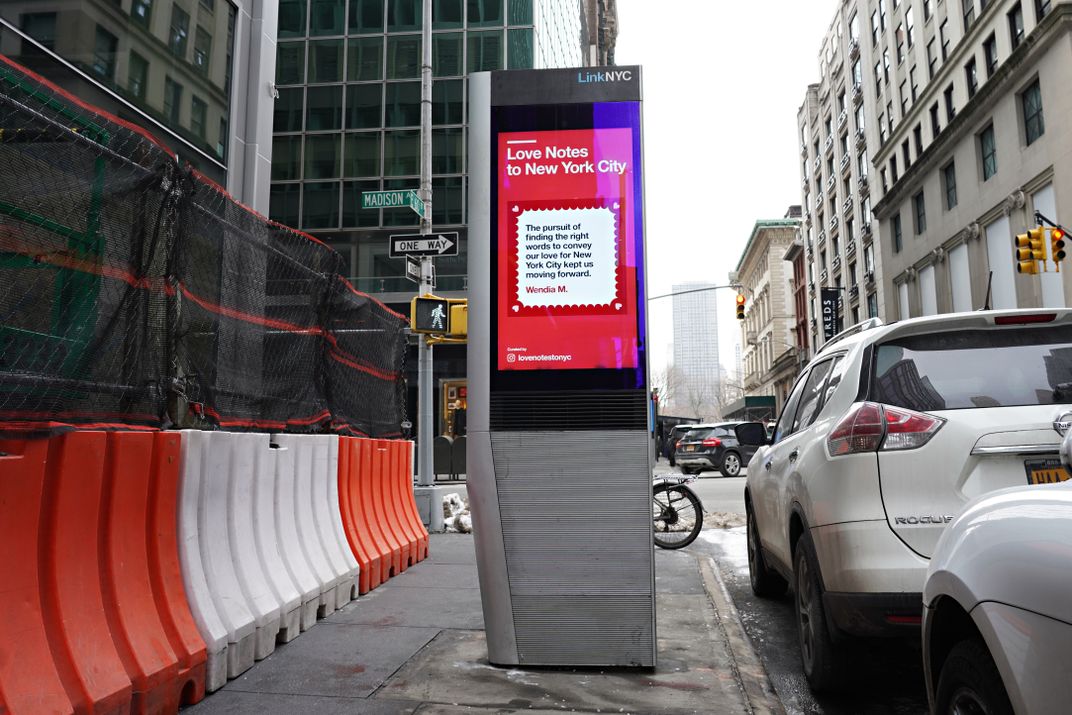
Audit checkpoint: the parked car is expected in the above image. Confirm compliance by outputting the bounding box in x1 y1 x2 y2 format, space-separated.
675 422 764 477
666 423 702 467
922 433 1072 715
743 310 1072 693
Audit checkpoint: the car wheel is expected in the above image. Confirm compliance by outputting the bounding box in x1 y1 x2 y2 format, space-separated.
719 451 742 477
793 535 845 693
746 504 787 598
934 639 1013 715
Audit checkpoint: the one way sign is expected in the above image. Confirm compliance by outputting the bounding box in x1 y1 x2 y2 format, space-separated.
389 232 459 258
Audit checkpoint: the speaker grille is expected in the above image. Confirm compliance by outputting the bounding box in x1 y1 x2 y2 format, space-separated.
489 391 648 431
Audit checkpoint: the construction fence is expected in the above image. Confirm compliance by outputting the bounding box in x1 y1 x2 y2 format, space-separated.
0 54 408 438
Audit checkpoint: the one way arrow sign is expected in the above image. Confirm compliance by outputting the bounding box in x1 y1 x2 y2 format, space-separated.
389 232 460 258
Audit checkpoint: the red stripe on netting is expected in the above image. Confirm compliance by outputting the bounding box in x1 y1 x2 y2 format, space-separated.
0 420 160 433
327 348 397 381
0 232 163 290
188 168 332 250
177 282 324 335
0 53 177 157
335 275 408 321
200 405 332 430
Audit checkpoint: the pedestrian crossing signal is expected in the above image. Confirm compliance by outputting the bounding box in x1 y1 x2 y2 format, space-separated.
735 293 746 320
411 295 451 333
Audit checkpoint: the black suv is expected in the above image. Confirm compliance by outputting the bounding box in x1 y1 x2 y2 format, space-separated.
675 422 763 477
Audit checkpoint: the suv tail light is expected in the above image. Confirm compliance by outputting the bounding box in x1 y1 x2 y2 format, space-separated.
827 402 945 456
702 437 722 447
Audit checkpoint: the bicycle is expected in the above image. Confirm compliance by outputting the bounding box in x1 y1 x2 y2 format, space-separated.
652 475 704 549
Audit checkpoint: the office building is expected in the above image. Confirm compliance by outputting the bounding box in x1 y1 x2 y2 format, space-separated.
798 0 1072 332
734 212 800 411
670 281 721 418
0 0 279 210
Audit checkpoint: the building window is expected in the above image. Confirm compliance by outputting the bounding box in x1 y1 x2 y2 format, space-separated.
191 96 207 138
906 7 915 47
880 0 888 29
944 83 956 121
163 76 183 124
349 0 384 33
900 80 909 115
927 38 938 78
943 161 958 209
895 23 905 62
914 191 927 234
867 292 878 318
349 36 384 80
852 59 863 87
910 66 918 101
129 51 148 101
131 0 152 29
964 0 976 31
924 0 932 20
891 155 899 183
871 10 881 44
169 5 190 59
92 26 118 80
965 57 978 97
468 30 503 72
1035 0 1051 21
883 49 891 82
194 27 212 75
913 124 923 155
1022 79 1045 145
311 0 345 35
892 213 903 253
903 139 911 169
980 124 997 180
940 19 950 60
930 102 941 138
983 33 998 77
1009 4 1025 48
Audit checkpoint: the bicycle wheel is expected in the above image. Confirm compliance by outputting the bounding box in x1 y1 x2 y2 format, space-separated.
652 484 703 549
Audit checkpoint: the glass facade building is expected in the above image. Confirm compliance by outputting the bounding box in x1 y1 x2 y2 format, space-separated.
0 0 238 184
269 0 596 299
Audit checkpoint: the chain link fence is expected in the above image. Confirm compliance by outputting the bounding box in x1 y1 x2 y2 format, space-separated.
0 55 407 438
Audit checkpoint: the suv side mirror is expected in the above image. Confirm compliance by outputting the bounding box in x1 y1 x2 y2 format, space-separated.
735 422 768 446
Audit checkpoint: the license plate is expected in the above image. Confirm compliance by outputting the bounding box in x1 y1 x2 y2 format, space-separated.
1024 458 1070 485
685 445 695 452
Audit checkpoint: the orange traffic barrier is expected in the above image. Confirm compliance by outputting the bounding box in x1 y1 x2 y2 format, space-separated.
338 438 379 594
0 432 206 715
392 440 429 563
336 437 426 592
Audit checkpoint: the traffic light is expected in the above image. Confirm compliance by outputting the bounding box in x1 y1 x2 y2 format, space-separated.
447 299 468 338
1014 227 1047 274
411 295 450 333
735 293 746 320
1051 228 1066 271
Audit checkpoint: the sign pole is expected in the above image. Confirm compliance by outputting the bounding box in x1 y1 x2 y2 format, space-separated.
417 0 435 493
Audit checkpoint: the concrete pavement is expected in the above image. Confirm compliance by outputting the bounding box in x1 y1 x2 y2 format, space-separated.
186 533 783 715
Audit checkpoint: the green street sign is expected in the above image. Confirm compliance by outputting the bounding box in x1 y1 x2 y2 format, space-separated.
362 189 425 218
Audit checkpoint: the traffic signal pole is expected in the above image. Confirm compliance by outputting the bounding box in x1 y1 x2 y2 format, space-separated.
414 0 443 531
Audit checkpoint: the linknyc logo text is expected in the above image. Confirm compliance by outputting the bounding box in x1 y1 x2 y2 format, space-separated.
577 70 633 83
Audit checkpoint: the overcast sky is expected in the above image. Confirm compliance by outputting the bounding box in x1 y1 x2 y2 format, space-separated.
614 1 835 379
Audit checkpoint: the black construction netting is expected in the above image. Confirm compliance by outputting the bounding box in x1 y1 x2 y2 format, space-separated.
0 54 407 437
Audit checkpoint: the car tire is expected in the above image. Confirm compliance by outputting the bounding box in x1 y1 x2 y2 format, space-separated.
746 505 787 598
719 451 742 477
934 638 1013 715
793 534 846 694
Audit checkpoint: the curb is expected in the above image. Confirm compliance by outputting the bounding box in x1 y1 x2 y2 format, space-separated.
698 555 786 715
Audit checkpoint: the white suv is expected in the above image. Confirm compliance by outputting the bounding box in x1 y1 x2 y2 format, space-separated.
744 309 1072 692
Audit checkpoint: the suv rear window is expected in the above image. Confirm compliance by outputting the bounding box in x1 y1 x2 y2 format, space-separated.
871 325 1072 411
685 427 731 440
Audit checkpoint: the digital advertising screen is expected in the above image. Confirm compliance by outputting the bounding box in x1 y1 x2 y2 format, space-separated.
492 101 646 387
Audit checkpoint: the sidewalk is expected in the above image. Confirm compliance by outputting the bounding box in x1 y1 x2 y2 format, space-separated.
186 534 783 715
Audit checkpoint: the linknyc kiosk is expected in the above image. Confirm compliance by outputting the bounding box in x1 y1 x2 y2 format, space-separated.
467 67 655 667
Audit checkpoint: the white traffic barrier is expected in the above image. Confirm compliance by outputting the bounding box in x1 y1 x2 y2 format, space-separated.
225 433 283 660
250 439 303 643
270 440 322 631
177 431 255 691
273 434 359 615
